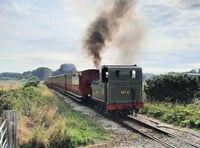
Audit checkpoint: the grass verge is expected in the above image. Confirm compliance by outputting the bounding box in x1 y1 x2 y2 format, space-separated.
0 84 111 148
139 103 200 130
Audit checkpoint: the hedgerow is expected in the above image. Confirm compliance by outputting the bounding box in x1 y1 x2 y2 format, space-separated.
144 75 199 104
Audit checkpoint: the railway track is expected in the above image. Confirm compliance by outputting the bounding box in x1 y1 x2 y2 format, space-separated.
50 86 200 148
114 118 177 148
124 115 200 148
49 86 82 102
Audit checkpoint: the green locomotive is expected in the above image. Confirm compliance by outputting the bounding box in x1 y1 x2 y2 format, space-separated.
91 65 143 115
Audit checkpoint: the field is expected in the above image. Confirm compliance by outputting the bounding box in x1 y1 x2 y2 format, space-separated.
0 82 111 147
0 80 26 90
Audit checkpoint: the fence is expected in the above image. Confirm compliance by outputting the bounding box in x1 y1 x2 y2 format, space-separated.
0 119 8 148
0 110 17 148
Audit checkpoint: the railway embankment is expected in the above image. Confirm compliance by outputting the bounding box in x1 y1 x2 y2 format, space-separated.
55 89 200 148
0 83 111 147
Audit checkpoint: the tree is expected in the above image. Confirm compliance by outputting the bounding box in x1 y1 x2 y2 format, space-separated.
53 63 77 75
22 71 33 79
32 67 52 80
24 76 40 87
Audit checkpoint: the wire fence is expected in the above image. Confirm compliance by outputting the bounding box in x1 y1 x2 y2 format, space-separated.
0 110 17 148
0 119 8 148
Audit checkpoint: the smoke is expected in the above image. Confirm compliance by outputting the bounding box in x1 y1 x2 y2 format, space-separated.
112 15 144 64
83 0 142 68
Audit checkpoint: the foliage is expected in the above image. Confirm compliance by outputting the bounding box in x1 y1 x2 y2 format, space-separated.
142 73 155 82
32 67 52 80
20 137 45 148
53 63 77 76
139 103 200 129
22 71 33 79
24 77 40 87
0 86 41 116
144 75 199 104
0 84 110 147
0 91 12 116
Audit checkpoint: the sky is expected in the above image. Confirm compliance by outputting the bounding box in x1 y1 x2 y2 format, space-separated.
0 0 200 74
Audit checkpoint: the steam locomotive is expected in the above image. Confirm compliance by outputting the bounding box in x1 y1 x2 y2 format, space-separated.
44 65 143 115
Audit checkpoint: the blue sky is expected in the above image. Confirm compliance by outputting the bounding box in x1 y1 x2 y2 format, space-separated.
0 0 200 74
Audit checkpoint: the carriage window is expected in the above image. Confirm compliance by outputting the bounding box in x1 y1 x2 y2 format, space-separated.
102 67 108 83
131 70 136 79
106 72 109 79
115 70 120 78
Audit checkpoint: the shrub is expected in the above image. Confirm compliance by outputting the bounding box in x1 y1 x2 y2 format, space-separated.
144 75 199 104
24 77 40 87
0 96 12 115
20 139 45 148
49 131 70 148
140 103 200 129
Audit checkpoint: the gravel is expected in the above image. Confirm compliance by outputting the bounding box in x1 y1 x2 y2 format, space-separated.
56 92 166 148
56 91 200 148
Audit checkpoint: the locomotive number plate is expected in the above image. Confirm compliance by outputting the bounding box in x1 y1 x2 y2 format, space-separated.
120 90 130 95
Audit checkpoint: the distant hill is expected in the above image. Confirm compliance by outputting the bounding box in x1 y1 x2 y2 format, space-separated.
0 63 77 81
0 72 23 80
1 66 199 81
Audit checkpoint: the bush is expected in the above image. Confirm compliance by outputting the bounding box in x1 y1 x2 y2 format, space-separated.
24 77 40 87
1 84 111 147
0 96 12 115
144 75 199 104
20 139 45 148
49 131 70 148
140 103 200 129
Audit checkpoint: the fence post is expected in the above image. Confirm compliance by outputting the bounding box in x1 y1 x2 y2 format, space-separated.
3 110 17 148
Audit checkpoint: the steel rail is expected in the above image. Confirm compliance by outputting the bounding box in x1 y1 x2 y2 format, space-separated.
48 87 199 148
49 85 82 102
128 115 200 148
116 119 177 148
50 87 176 147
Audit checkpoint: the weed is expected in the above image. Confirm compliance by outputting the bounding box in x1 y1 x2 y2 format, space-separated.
131 134 141 140
140 103 200 130
0 83 111 147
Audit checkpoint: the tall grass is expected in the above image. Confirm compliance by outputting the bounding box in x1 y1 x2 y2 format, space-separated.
0 83 111 147
0 80 25 90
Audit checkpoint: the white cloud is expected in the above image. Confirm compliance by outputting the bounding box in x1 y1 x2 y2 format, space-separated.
0 0 200 73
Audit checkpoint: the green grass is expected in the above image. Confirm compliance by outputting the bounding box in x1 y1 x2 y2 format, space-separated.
0 83 111 148
131 134 141 140
139 103 200 130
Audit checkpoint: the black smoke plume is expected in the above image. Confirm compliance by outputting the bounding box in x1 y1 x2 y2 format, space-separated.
83 0 134 68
